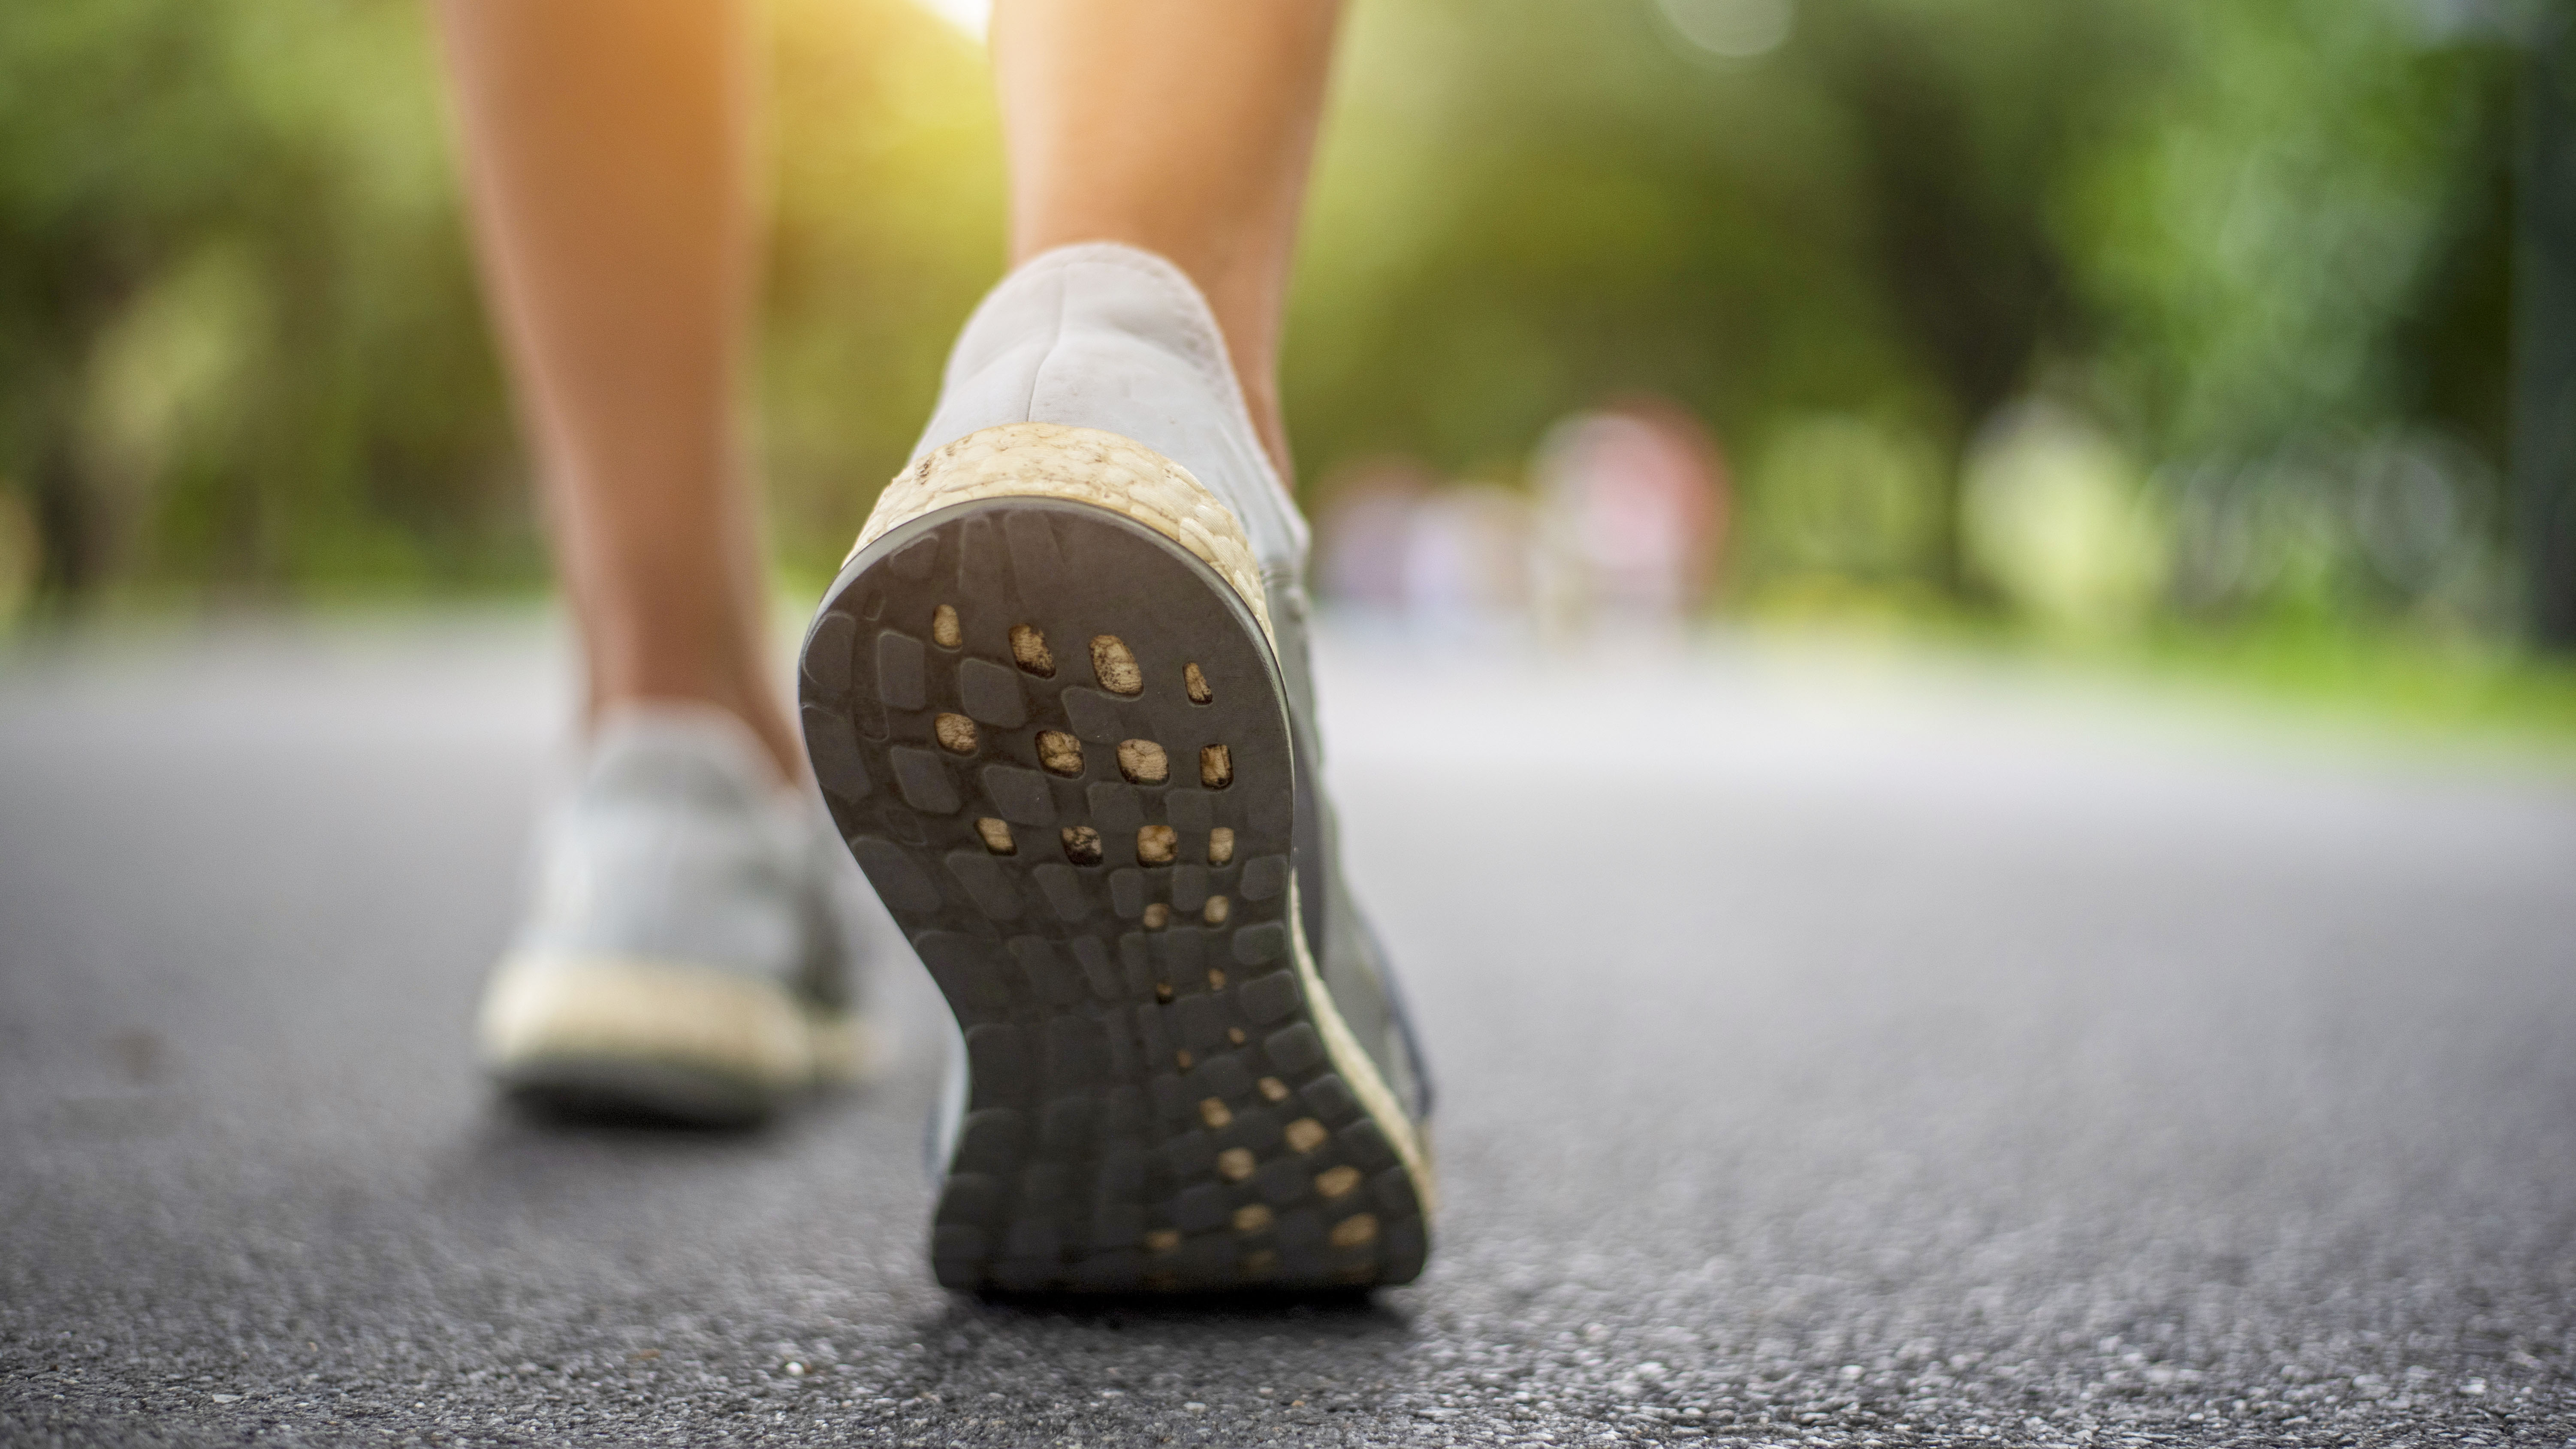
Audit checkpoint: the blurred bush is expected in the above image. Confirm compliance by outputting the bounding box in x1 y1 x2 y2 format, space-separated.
0 0 2527 648
1961 403 2164 637
1294 0 2516 638
0 0 998 612
0 0 516 607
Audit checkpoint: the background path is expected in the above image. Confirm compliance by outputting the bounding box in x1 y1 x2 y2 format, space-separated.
4 618 2573 1447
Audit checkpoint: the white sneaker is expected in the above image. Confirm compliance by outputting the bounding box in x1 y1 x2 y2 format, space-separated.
479 704 870 1124
798 243 1435 1291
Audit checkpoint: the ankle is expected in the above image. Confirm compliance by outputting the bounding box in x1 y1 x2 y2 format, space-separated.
586 682 806 788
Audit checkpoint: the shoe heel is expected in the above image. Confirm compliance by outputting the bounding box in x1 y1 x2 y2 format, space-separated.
797 431 1433 1291
853 422 1277 646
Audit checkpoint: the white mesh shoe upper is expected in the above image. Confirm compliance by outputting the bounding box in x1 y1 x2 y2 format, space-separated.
911 241 1311 580
508 703 857 1008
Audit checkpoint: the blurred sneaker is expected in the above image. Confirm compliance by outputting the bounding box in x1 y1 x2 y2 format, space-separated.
797 242 1435 1292
480 704 870 1126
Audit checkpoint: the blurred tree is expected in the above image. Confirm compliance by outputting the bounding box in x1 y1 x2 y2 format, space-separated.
0 0 1002 608
2063 0 2514 462
1288 0 2169 595
2058 0 2519 631
2516 4 2576 646
1289 0 2520 621
0 0 522 606
1806 0 2170 592
0 0 2531 643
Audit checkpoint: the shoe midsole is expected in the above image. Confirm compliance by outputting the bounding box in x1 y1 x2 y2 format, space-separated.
481 952 865 1090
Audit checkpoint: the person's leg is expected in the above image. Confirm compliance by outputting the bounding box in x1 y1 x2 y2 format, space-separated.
992 0 1344 482
443 0 865 1124
436 0 802 782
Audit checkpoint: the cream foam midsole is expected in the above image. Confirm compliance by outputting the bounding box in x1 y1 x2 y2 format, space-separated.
480 953 868 1089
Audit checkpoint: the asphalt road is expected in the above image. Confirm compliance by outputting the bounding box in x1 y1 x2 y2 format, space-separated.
4 615 2574 1448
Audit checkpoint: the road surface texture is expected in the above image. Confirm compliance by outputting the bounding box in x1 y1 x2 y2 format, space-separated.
4 615 2573 1448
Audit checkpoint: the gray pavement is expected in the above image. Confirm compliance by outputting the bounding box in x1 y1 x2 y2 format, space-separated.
3 614 2574 1448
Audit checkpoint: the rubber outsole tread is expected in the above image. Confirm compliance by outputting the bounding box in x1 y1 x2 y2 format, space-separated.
801 492 1428 1293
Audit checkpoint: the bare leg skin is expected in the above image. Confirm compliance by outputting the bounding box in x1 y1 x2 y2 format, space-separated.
993 0 1345 483
435 0 803 782
436 0 1339 777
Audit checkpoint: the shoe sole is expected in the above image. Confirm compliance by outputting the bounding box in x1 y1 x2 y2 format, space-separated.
799 422 1433 1292
481 954 866 1127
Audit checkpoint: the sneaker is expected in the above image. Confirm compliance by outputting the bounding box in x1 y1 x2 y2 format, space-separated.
797 242 1435 1292
480 703 871 1126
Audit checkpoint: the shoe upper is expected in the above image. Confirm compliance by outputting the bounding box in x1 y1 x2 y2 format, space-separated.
1270 584 1436 1123
510 704 857 1014
914 242 1310 580
917 242 1432 1125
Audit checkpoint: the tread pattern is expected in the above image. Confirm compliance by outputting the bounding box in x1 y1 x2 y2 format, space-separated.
802 497 1427 1292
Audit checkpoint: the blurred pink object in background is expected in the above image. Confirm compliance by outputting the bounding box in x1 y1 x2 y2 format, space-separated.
1400 484 1533 635
1316 458 1439 611
1533 399 1730 635
1317 459 1533 635
1315 400 1725 643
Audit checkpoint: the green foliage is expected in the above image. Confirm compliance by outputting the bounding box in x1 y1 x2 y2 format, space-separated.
2062 0 2513 460
0 0 2525 646
760 0 1004 578
0 0 521 601
1290 0 2514 619
0 0 1002 605
1288 0 2175 595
